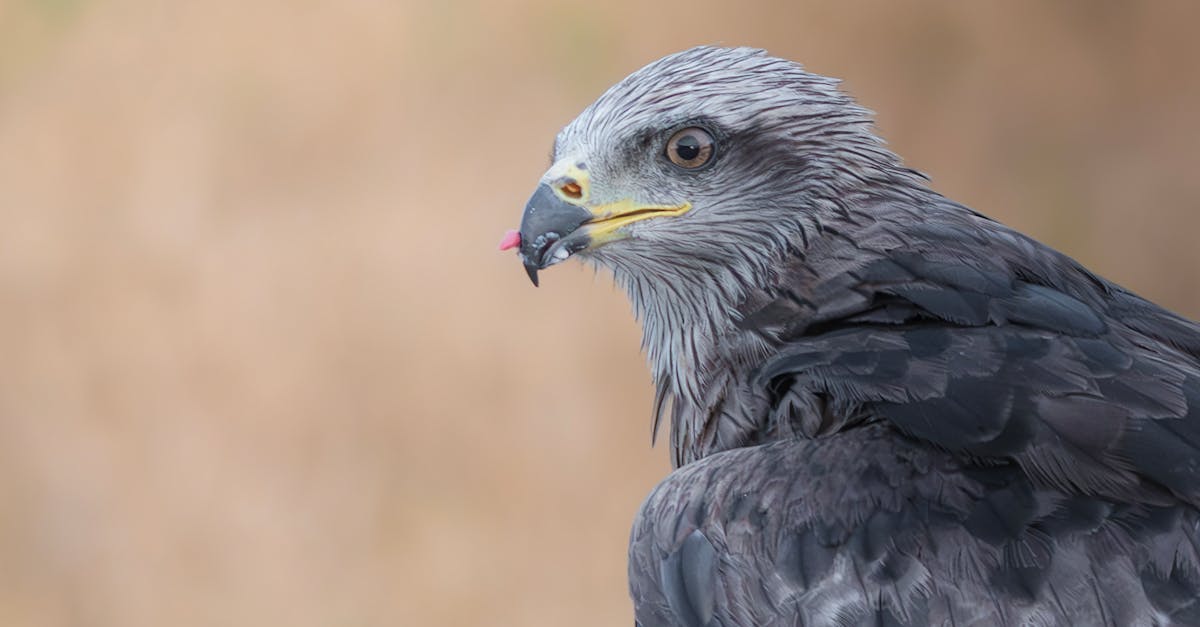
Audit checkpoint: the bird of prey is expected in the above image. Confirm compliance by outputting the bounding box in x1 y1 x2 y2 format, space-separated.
505 47 1200 626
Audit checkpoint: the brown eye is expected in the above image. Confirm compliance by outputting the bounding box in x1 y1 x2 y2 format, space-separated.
665 127 715 169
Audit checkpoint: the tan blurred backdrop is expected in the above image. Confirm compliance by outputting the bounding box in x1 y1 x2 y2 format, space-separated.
1 1 1198 625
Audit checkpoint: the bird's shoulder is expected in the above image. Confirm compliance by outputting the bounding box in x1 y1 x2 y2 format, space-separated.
727 197 1200 507
742 196 1200 360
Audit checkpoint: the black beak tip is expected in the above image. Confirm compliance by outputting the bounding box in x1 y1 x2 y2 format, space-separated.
524 262 540 287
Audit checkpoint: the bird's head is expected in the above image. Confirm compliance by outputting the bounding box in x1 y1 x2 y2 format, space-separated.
512 46 916 289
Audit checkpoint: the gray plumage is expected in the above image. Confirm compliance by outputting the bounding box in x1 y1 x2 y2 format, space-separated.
516 46 1200 626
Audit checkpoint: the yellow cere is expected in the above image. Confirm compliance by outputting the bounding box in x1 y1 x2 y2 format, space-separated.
551 163 592 204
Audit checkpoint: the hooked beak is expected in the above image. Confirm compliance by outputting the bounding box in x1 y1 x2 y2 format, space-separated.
516 163 691 286
517 184 593 286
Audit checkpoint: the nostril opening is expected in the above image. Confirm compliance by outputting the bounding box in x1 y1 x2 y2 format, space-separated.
560 181 583 200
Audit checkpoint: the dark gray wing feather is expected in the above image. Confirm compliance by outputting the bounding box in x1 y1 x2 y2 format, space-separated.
659 530 717 627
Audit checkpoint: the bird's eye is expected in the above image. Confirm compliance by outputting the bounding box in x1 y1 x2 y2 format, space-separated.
665 127 715 169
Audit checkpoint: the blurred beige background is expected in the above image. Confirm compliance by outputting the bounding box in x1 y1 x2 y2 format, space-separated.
1 1 1198 625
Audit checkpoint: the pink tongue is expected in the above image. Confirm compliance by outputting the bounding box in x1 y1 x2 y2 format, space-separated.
498 229 521 251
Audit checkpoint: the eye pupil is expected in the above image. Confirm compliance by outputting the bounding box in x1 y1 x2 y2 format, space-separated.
665 127 714 169
674 136 701 161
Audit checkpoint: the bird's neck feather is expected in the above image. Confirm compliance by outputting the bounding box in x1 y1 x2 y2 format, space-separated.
602 180 934 465
598 225 792 465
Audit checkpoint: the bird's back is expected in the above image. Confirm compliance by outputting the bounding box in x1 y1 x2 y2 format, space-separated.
631 424 1200 626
